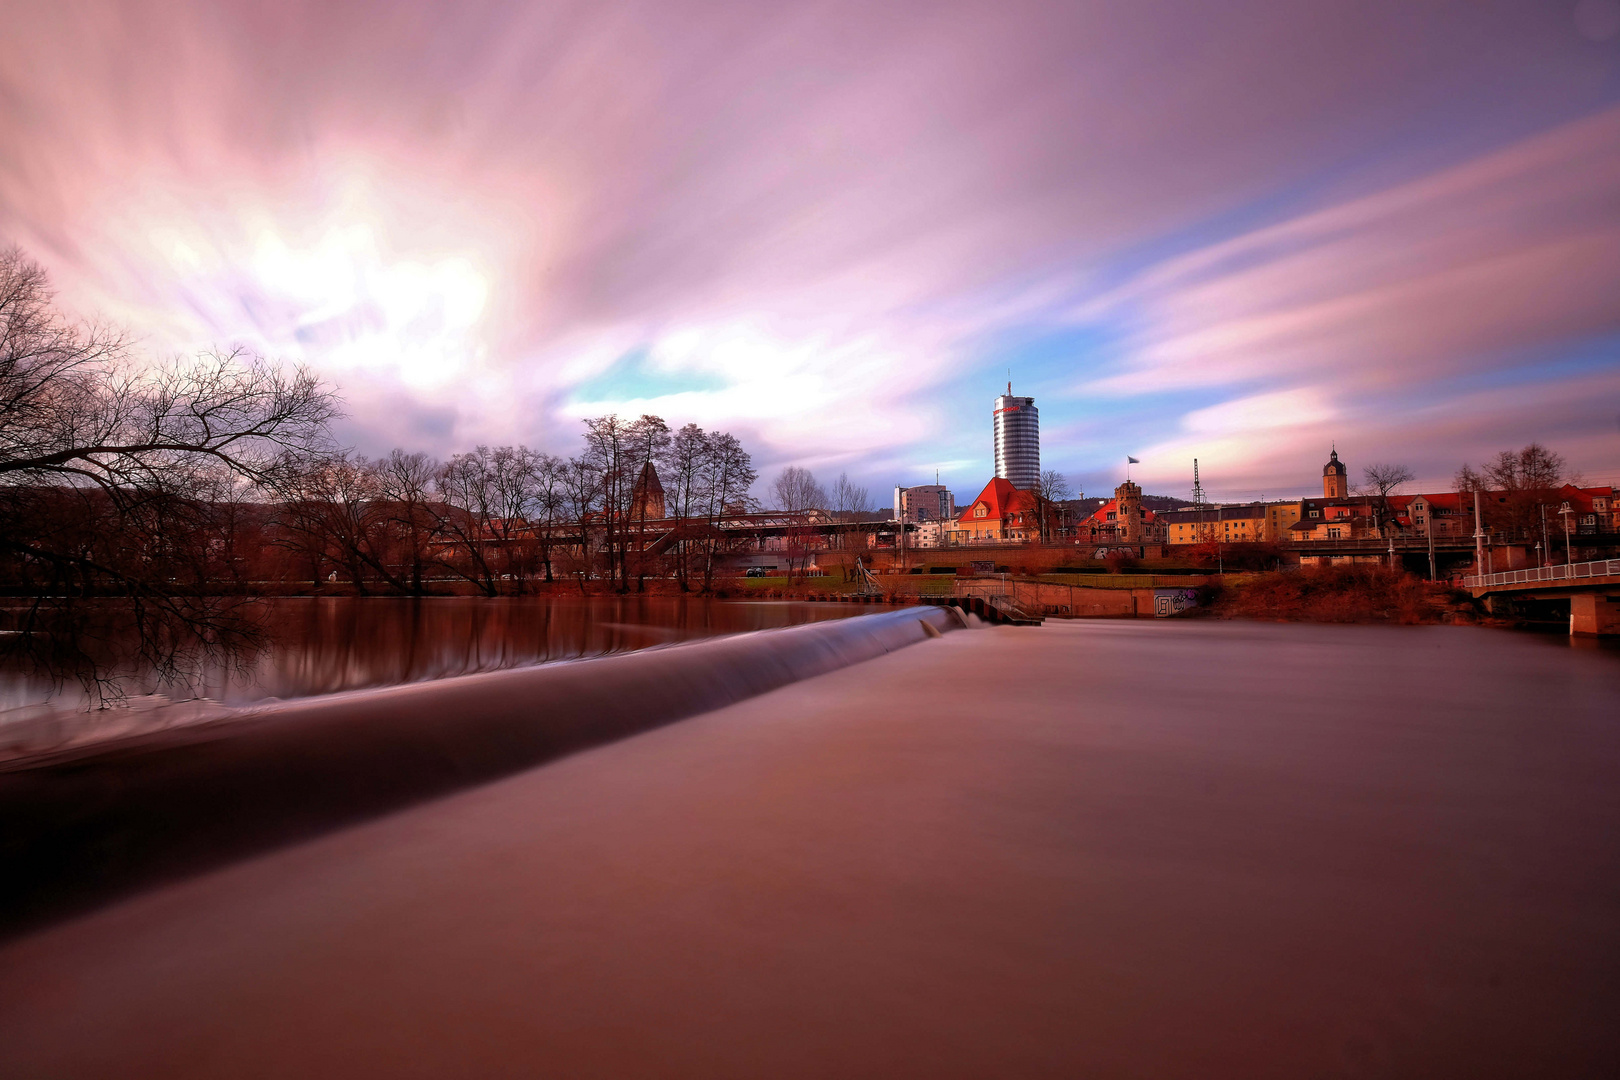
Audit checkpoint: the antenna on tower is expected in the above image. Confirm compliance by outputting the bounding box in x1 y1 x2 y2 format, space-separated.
1192 458 1206 510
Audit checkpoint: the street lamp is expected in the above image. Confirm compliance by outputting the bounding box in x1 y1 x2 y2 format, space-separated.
1540 502 1550 568
1558 501 1574 566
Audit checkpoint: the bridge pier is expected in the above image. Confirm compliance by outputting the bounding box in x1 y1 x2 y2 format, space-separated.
1570 595 1620 637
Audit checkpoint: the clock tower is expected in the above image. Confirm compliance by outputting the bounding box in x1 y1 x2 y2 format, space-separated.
1323 448 1348 500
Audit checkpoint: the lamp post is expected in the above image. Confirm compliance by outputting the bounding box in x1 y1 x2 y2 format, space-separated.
1472 488 1486 578
1426 501 1436 581
1558 501 1574 566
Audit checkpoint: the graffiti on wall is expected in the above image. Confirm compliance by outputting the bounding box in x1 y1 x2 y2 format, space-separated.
1153 588 1199 618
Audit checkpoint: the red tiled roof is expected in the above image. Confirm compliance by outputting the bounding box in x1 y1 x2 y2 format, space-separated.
1412 492 1467 511
1079 498 1159 526
956 477 1039 524
1556 484 1615 514
1411 487 1613 515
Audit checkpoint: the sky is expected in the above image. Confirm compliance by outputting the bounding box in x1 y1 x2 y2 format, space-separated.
2 0 1619 504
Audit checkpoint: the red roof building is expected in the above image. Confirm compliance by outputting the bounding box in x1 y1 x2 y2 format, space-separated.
1074 481 1166 547
1075 498 1167 545
946 477 1045 543
1553 485 1617 533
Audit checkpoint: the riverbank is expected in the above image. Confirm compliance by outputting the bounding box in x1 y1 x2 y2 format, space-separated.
2 620 1617 1077
1199 565 1485 625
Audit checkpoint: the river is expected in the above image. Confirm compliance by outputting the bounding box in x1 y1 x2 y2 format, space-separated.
1 617 1618 1076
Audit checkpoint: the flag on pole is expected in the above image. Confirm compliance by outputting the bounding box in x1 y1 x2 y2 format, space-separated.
1127 456 1140 464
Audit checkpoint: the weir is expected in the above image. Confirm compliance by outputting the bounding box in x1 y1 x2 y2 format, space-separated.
0 606 964 940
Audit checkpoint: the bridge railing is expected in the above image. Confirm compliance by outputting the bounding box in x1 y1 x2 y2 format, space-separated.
1463 559 1620 590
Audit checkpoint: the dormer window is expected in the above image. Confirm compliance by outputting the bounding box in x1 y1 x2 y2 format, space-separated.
975 504 987 518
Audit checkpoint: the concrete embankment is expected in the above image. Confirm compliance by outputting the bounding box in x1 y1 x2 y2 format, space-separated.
0 605 962 939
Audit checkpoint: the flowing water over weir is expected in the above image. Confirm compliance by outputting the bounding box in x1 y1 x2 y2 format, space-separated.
0 605 964 939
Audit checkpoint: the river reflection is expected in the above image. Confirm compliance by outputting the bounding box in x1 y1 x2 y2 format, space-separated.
0 597 869 715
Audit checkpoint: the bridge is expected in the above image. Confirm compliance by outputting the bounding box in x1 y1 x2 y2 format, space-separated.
1462 558 1620 636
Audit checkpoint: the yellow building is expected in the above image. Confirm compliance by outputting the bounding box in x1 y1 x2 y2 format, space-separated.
1265 501 1303 542
1163 502 1293 545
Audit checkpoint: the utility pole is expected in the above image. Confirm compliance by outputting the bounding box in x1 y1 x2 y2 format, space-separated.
1426 500 1436 581
1472 487 1486 579
1559 502 1574 566
1540 502 1550 567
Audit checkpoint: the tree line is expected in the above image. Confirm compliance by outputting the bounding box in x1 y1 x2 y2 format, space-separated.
275 419 759 597
0 248 777 607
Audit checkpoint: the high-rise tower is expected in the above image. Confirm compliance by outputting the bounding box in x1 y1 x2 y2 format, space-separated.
993 383 1040 491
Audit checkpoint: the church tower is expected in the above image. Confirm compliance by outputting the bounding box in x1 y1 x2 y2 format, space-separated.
1323 448 1348 500
631 461 666 520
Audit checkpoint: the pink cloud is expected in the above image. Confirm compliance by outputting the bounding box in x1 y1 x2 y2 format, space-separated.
0 0 1615 490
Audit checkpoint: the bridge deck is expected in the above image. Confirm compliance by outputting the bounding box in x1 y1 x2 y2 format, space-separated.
1464 558 1620 595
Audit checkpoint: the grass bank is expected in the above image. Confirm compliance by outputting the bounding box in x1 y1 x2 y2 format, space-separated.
1201 566 1483 625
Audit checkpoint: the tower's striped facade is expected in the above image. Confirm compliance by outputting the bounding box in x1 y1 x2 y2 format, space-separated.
993 390 1040 491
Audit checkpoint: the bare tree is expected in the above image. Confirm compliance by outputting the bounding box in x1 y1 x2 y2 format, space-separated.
772 465 826 513
528 452 568 583
374 450 442 594
1457 444 1570 539
1358 463 1414 533
662 423 709 589
1036 469 1072 542
1454 463 1485 494
825 472 871 552
0 246 339 695
1038 469 1071 502
1483 444 1567 492
699 432 757 590
829 472 872 520
487 445 546 590
435 448 505 596
561 455 603 592
275 452 409 594
1 258 333 495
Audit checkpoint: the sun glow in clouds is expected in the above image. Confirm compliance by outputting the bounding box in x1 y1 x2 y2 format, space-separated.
244 226 490 391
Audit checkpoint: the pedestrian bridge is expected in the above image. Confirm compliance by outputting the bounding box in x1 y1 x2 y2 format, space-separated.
1463 558 1620 636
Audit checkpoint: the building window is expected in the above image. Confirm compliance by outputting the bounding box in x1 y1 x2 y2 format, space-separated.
1309 510 1320 518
